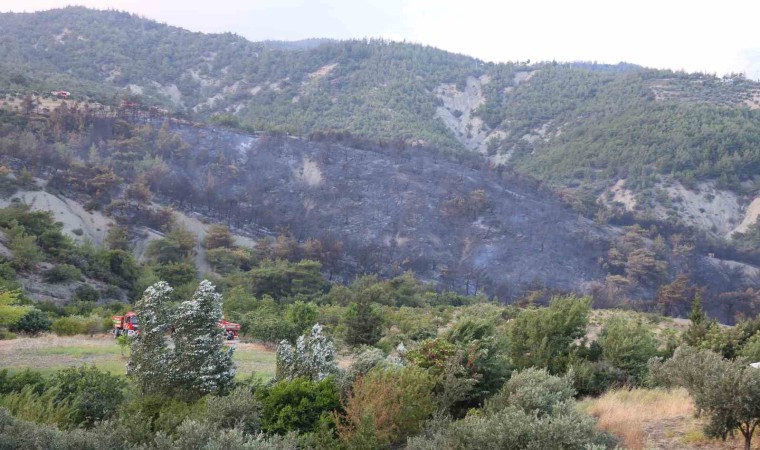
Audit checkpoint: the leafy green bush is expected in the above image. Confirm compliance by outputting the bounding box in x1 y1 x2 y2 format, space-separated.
0 261 19 290
206 247 249 274
339 347 391 393
9 230 43 271
446 318 510 406
43 264 83 283
338 365 436 448
0 408 67 448
36 300 65 317
485 368 575 416
0 290 31 327
0 407 298 450
506 295 591 374
568 359 623 397
0 328 16 340
740 332 760 362
285 300 318 334
407 400 615 450
258 376 341 435
597 317 659 384
160 419 300 450
155 261 197 287
63 300 96 316
247 259 329 302
52 365 127 427
0 368 48 395
199 386 261 435
244 312 299 344
50 315 102 336
408 368 616 450
72 284 100 302
343 299 383 346
121 394 197 436
9 309 51 335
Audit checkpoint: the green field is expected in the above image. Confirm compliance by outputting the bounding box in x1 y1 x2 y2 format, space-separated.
0 334 277 380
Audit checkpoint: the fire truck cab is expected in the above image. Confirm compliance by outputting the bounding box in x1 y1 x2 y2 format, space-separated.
113 312 139 337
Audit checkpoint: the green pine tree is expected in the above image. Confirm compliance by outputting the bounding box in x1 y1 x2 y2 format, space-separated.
344 299 383 347
683 292 712 347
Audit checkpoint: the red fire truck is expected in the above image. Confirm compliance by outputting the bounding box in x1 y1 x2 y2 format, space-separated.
112 312 139 337
113 312 240 340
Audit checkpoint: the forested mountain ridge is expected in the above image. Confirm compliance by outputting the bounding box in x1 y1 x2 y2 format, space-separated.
1 7 759 198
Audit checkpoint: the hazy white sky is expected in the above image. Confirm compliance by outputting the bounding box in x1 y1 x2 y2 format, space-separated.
2 0 760 77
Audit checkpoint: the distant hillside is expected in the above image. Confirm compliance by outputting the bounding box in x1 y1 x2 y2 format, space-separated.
1 10 759 220
0 7 758 321
1 9 759 191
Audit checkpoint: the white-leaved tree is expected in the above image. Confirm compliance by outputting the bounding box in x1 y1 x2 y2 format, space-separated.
276 323 337 381
127 281 173 396
172 280 236 397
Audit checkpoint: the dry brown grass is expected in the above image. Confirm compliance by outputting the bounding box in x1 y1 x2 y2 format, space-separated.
581 388 693 450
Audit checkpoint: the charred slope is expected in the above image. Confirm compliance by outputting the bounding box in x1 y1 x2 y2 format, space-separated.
135 122 609 298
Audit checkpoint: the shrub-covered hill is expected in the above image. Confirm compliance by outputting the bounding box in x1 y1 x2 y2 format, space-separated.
0 100 755 321
1 7 760 206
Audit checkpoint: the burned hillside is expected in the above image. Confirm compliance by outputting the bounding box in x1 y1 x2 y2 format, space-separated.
92 119 610 298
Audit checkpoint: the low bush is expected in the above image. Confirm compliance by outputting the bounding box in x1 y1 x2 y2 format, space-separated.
119 394 196 436
199 386 261 435
72 284 100 302
0 368 48 395
569 359 623 397
597 317 659 384
258 376 341 435
244 313 299 344
50 315 102 336
43 264 83 283
52 365 127 427
408 368 616 450
739 332 760 361
485 368 575 416
9 309 51 335
338 365 436 448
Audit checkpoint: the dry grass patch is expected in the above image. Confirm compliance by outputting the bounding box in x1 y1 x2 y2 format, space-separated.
580 388 754 450
581 388 693 450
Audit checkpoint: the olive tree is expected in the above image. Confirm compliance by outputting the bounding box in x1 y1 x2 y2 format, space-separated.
276 323 337 381
650 345 760 450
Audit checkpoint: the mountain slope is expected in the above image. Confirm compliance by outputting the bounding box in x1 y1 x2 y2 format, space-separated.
0 8 758 321
1 7 759 201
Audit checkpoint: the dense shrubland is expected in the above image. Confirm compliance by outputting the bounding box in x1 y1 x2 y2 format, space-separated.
3 270 760 448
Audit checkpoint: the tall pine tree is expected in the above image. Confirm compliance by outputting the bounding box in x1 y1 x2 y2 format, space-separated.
683 292 713 347
171 280 235 398
344 299 383 346
127 281 173 396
